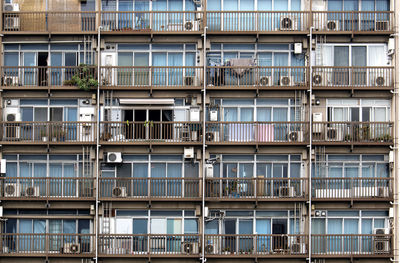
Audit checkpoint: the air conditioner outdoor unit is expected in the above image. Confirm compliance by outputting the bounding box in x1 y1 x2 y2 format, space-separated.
326 20 339 31
375 21 389 31
279 186 295 197
290 241 306 254
205 242 218 254
6 112 21 122
312 74 323 85
280 76 293 86
63 243 81 254
4 4 20 12
259 76 271 86
374 228 390 235
112 187 127 197
205 131 220 142
326 127 343 141
287 131 303 142
181 242 199 254
280 15 298 31
107 152 122 163
25 186 39 197
3 76 19 86
371 74 387 87
4 183 20 197
4 17 19 30
184 76 199 86
184 20 200 31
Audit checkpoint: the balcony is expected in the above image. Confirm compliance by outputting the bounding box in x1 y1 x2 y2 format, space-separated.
101 11 203 33
99 178 201 201
100 66 203 90
206 11 309 33
0 177 94 200
0 233 95 256
205 122 308 145
0 66 97 90
98 234 201 256
205 177 306 201
0 122 96 145
312 122 394 145
312 178 393 201
312 11 394 34
312 67 394 90
2 11 97 33
206 66 307 90
204 234 308 257
311 234 392 257
100 121 202 145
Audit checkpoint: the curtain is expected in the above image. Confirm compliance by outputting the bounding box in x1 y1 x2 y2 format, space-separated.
153 0 167 30
64 107 77 141
273 108 287 141
166 219 182 252
118 0 134 29
23 53 36 86
258 0 272 30
256 219 271 252
50 164 62 196
327 219 342 253
49 220 62 252
238 220 253 252
50 53 62 85
239 0 254 30
368 46 386 66
361 219 372 252
274 53 289 85
207 0 221 30
151 163 166 196
63 164 76 197
344 219 358 253
34 163 46 196
152 53 167 85
223 0 238 31
185 53 196 78
118 52 133 86
291 0 301 11
168 53 183 85
167 163 182 196
275 0 288 10
133 163 148 196
133 53 149 85
133 219 148 252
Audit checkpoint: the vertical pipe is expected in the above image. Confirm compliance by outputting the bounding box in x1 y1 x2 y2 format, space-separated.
394 0 399 262
202 23 208 263
95 25 102 263
308 25 314 263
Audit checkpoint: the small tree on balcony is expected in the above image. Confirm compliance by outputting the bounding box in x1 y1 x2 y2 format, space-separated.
64 64 98 91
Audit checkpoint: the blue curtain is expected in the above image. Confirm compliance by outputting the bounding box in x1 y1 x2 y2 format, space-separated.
239 220 253 251
327 219 342 253
118 0 133 29
259 53 272 78
167 163 182 196
274 53 289 85
240 0 254 30
19 219 32 252
50 53 62 85
291 53 305 82
133 163 148 196
208 0 222 30
256 219 271 252
152 53 167 86
153 1 167 30
185 53 196 77
23 53 36 86
223 0 238 31
135 0 150 29
168 53 183 85
50 164 62 197
344 219 358 253
151 163 166 196
291 0 301 11
64 164 76 197
34 163 46 196
118 52 133 86
361 219 372 253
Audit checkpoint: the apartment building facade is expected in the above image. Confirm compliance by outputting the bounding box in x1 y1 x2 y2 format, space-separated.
0 1 398 263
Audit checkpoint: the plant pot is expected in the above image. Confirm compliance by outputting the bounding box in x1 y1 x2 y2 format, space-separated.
42 137 48 142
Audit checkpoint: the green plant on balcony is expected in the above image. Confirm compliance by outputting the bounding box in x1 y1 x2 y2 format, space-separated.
344 134 352 142
223 247 231 254
51 128 66 142
40 130 48 142
63 64 98 91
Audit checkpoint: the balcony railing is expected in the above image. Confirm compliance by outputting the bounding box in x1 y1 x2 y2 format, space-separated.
312 177 393 200
0 122 96 144
3 11 97 33
206 178 306 200
206 66 307 88
312 122 393 144
312 67 394 89
101 11 203 32
0 66 97 89
206 11 309 32
100 121 202 144
99 178 201 200
0 233 95 256
100 66 203 88
311 234 392 256
312 11 394 33
0 177 94 200
204 234 308 256
205 122 308 144
98 234 200 255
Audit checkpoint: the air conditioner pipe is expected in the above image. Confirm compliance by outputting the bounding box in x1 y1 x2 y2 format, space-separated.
308 25 314 263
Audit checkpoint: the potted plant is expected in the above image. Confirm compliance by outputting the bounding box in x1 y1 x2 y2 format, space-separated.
223 247 231 254
52 128 66 142
70 64 98 91
40 130 48 142
344 134 352 142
